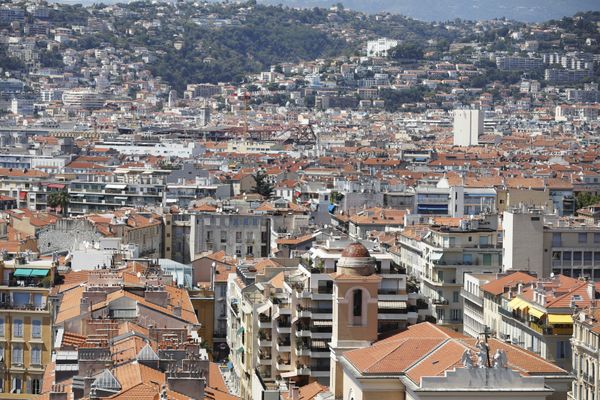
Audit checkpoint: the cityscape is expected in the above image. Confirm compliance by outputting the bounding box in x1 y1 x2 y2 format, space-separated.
0 0 599 399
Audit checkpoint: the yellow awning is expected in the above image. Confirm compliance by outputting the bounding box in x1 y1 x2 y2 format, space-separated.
528 307 545 319
508 298 526 310
548 314 573 325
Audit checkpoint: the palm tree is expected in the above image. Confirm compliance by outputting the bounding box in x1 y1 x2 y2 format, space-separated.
47 190 69 216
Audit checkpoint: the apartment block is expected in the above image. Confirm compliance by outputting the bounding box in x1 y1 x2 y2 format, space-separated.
0 260 53 397
398 215 502 331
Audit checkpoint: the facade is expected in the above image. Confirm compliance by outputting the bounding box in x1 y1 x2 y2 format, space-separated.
190 212 271 260
453 109 483 146
570 308 600 400
227 240 418 400
331 322 572 400
0 260 53 398
483 273 591 370
399 215 502 331
503 207 600 279
366 38 399 57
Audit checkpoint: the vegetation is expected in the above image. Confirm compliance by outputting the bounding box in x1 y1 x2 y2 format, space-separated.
576 192 600 209
389 42 425 61
380 87 426 112
47 191 70 216
252 170 273 198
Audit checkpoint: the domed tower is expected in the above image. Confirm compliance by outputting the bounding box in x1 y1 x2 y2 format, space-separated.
337 242 376 276
329 242 381 398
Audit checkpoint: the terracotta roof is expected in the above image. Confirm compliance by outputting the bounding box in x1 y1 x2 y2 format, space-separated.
481 272 537 296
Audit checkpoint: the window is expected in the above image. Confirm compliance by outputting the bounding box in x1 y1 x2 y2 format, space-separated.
595 233 600 244
13 319 23 337
12 345 23 365
31 346 41 366
579 233 588 244
453 291 459 303
11 377 21 394
479 236 489 246
552 232 562 246
31 379 40 395
451 309 462 321
0 318 4 337
31 320 41 338
353 289 362 317
235 232 242 243
246 246 253 256
483 254 492 266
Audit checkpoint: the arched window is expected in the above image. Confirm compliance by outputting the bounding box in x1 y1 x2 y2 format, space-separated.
353 289 362 318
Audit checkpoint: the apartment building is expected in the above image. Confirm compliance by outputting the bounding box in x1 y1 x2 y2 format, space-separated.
227 240 418 400
68 169 168 215
0 260 53 397
503 206 600 279
190 212 271 260
570 307 600 400
461 272 496 338
486 273 592 370
398 215 502 331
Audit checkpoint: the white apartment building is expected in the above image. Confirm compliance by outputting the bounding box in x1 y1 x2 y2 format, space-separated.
503 206 600 279
366 38 398 57
453 109 483 146
398 215 502 331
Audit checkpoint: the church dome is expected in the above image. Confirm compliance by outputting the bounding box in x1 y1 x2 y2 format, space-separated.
337 242 375 276
341 242 371 258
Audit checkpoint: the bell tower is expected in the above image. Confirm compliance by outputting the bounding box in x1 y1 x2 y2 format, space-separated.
329 242 381 398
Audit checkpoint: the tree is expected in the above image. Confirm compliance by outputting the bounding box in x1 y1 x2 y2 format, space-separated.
389 42 424 61
252 170 273 198
576 192 600 210
47 191 69 216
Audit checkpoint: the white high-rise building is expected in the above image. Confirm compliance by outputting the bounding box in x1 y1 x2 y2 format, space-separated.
453 109 483 146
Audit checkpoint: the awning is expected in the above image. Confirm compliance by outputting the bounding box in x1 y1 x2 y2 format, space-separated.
237 326 244 335
548 314 573 324
227 361 233 370
19 192 27 200
508 298 527 311
47 183 66 189
311 340 328 349
236 347 244 354
105 184 127 190
430 252 443 261
114 196 128 200
327 204 336 213
528 307 545 319
378 301 407 310
13 268 33 277
312 320 332 327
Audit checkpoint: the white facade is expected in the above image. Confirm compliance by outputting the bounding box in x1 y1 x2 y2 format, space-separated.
453 109 483 146
98 140 203 158
502 208 544 277
366 38 398 57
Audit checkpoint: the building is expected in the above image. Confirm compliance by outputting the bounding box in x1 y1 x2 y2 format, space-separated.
227 240 419 399
61 89 105 110
366 38 399 57
502 207 600 279
398 215 502 331
329 322 572 400
496 56 544 71
482 272 592 370
0 259 54 397
570 307 600 400
453 109 483 146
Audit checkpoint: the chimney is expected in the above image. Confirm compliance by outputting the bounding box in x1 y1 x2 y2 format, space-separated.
290 385 300 400
517 283 523 294
588 282 595 302
80 297 90 314
144 285 169 308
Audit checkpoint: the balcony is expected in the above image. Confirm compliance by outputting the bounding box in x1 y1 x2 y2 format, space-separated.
460 289 483 307
432 298 449 306
276 341 291 352
276 359 293 371
276 325 291 335
258 337 272 347
295 346 311 357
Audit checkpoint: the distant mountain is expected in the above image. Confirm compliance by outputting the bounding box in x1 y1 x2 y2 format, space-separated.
258 0 600 22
